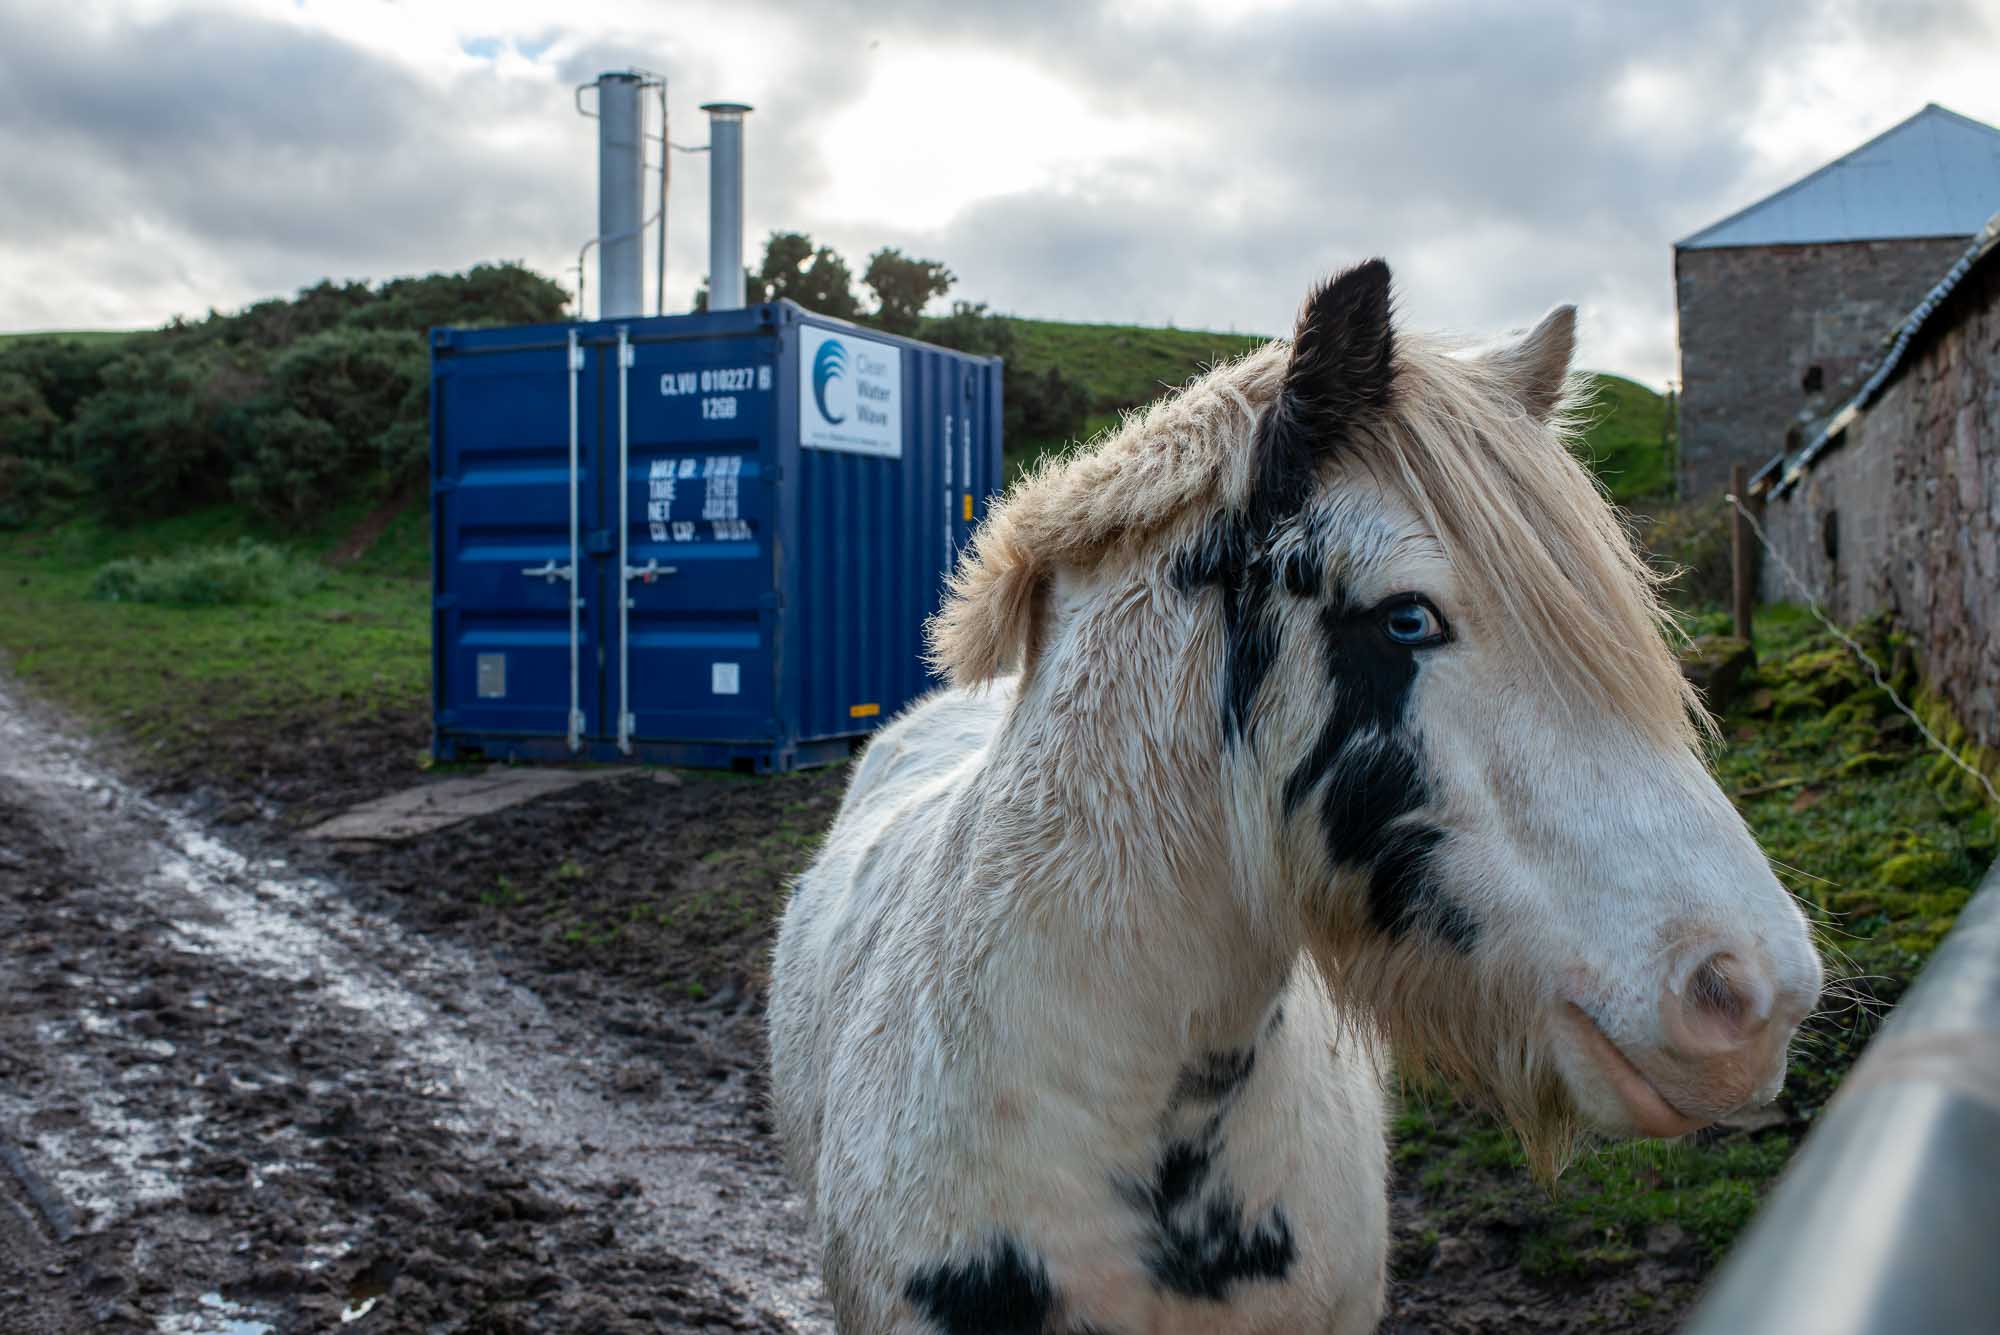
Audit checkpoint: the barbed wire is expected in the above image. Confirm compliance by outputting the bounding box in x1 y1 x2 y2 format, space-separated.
1727 493 2000 812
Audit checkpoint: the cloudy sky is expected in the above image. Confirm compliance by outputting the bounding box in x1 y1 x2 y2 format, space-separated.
3 0 1996 384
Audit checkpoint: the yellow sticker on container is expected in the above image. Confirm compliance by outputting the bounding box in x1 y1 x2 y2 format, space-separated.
962 493 974 522
849 702 881 718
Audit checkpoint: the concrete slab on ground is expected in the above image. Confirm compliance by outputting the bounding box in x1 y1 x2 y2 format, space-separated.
301 767 658 843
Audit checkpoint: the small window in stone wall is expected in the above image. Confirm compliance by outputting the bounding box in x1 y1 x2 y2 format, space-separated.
1802 364 1824 393
1822 509 1839 563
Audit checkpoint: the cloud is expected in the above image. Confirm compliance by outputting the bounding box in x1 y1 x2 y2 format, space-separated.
1 0 1996 385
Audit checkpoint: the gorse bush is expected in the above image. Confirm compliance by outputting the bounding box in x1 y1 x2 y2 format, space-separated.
0 262 567 530
89 540 325 607
68 349 228 522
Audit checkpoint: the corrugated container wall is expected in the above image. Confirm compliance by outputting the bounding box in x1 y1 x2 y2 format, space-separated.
430 301 1004 771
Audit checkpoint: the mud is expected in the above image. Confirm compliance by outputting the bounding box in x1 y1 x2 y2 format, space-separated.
1 671 1711 1333
0 681 829 1333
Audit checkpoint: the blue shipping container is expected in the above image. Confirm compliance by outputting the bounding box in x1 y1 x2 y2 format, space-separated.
429 300 1004 771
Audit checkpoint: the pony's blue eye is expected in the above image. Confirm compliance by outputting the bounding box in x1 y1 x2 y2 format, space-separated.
1381 599 1448 648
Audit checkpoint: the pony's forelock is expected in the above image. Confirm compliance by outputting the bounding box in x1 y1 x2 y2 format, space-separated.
928 329 1704 750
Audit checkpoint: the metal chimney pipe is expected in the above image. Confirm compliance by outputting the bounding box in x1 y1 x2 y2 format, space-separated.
596 72 646 320
701 102 752 310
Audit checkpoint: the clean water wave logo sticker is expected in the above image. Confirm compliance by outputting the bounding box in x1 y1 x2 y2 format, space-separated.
799 327 901 457
812 339 848 424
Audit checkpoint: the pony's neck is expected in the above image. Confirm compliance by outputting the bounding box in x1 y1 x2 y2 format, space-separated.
959 580 1297 1051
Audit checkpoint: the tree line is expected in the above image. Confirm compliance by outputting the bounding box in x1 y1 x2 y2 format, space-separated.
0 242 1092 533
708 230 1091 449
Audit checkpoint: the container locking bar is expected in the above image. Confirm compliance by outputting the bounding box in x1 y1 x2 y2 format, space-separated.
520 560 573 583
565 329 584 752
616 328 635 755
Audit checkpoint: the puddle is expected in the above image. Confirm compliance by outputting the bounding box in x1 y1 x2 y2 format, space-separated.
155 1292 274 1335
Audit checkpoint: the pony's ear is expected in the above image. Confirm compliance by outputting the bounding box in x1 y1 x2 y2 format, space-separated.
1481 304 1575 422
1249 260 1397 521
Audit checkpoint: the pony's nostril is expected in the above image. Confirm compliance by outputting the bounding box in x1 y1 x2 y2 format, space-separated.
1693 955 1754 1026
1666 948 1775 1052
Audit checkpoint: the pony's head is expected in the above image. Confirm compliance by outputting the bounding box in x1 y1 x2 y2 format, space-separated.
928 261 1822 1172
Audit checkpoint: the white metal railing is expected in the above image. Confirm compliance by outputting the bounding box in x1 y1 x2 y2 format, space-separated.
1686 859 2000 1331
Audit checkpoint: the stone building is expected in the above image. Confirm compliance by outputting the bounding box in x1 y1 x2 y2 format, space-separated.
1749 216 2000 750
1675 104 2000 499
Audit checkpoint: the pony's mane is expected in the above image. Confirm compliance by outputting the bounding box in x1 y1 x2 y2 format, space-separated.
930 331 1703 748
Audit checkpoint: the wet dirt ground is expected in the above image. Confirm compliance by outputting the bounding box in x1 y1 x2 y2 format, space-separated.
0 680 829 1334
0 676 1701 1333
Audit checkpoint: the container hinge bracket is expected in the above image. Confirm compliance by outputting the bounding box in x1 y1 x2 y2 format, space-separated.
567 709 585 751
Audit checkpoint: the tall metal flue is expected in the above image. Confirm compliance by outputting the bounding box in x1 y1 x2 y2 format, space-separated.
595 72 647 319
701 102 752 310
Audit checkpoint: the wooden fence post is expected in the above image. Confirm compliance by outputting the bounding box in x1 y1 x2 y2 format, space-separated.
1730 462 1757 645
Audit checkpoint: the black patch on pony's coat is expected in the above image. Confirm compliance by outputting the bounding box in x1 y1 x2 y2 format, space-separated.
1170 1049 1256 1107
1176 261 1396 744
1280 600 1480 953
1118 1055 1296 1302
1175 260 1472 948
1246 260 1398 538
1117 1113 1297 1302
1173 517 1276 744
905 1238 1113 1334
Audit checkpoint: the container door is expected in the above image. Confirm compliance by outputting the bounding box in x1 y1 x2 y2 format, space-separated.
435 333 602 748
610 334 778 748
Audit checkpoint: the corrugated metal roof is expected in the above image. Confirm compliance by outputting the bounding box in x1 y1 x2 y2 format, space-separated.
1678 104 2000 250
1751 210 2000 499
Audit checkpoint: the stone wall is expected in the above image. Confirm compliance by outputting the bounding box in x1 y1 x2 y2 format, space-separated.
1676 237 1969 499
1756 255 2000 749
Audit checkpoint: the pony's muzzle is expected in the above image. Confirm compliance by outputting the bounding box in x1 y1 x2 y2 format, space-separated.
1562 938 1817 1138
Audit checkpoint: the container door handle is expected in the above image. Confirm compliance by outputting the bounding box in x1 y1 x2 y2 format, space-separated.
521 560 574 583
624 559 677 587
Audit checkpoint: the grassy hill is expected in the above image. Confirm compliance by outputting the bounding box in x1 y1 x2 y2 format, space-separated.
989 316 1673 507
0 329 141 346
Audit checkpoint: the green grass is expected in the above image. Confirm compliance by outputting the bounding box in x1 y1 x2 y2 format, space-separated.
1575 373 1674 505
0 328 144 346
0 515 427 753
1004 316 1267 410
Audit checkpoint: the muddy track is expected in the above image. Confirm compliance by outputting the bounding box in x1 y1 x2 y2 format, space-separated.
0 680 831 1334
